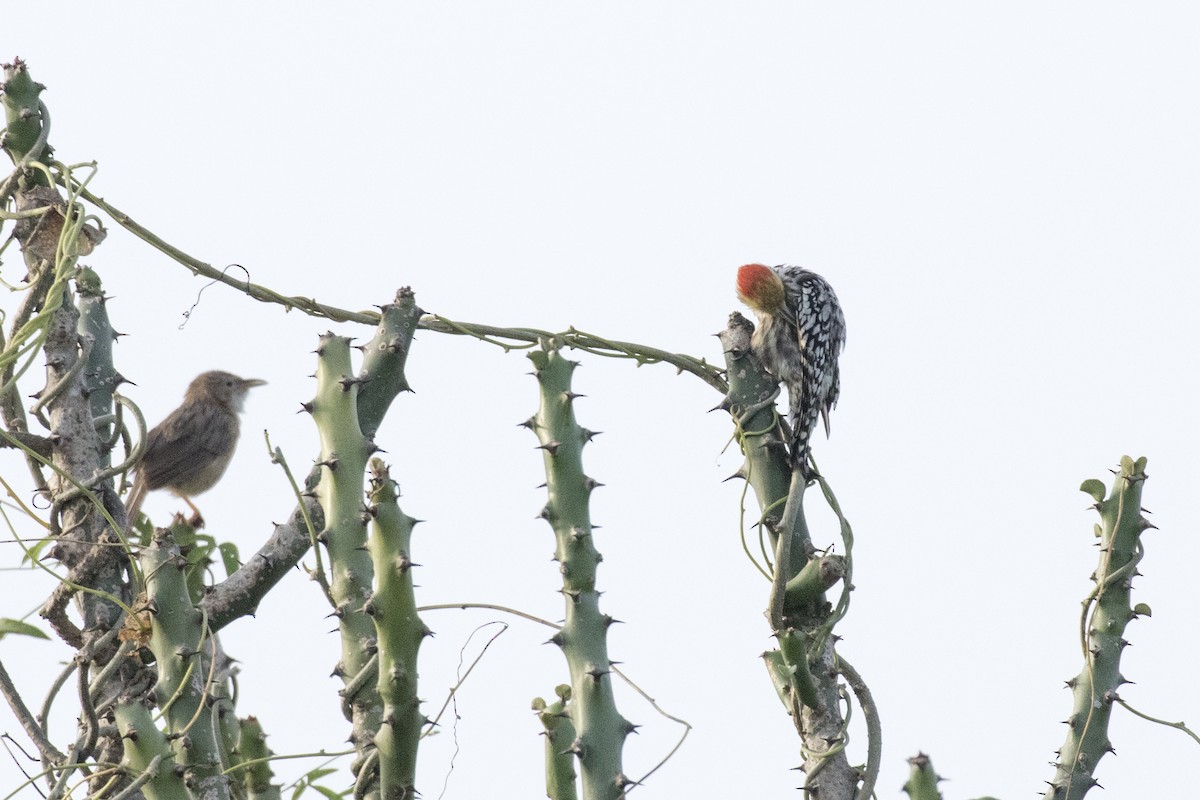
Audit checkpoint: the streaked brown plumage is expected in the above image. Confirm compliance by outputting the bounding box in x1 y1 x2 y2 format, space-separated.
125 371 265 527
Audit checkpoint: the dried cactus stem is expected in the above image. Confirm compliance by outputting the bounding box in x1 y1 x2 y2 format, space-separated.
1044 456 1152 800
311 333 380 788
529 344 630 800
367 459 427 800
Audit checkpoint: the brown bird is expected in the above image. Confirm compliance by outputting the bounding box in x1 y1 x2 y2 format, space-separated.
125 371 266 527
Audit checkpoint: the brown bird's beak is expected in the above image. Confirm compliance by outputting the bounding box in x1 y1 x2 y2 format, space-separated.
241 379 267 388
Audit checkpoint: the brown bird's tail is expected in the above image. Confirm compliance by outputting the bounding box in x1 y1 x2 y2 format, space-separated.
124 475 147 529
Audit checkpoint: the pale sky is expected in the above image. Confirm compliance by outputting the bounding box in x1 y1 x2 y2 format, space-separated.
4 5 1200 798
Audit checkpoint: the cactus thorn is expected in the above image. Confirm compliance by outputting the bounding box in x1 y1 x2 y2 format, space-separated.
518 416 537 429
538 440 562 455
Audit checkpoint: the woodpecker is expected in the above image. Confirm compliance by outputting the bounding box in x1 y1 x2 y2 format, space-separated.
735 264 846 473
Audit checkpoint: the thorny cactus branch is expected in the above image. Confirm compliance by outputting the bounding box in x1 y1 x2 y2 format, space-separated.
529 342 632 800
534 685 580 800
113 689 190 800
719 312 861 800
366 459 428 800
231 717 283 800
76 266 127 468
901 753 943 800
1044 456 1155 800
201 285 418 634
356 289 421 442
228 716 283 800
141 528 232 800
309 332 381 793
1 58 53 191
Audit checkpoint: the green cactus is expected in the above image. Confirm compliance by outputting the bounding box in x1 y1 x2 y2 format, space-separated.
528 343 631 800
902 752 943 800
141 528 232 799
1 57 52 174
366 458 428 800
75 266 124 471
356 287 421 441
309 332 381 791
718 312 859 797
112 694 190 800
533 685 579 800
233 717 283 800
1044 456 1153 800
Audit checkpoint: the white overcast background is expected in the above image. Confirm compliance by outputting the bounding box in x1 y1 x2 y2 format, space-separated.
4 5 1200 799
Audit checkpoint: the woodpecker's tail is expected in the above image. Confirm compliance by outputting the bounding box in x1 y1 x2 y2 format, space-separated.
787 393 823 477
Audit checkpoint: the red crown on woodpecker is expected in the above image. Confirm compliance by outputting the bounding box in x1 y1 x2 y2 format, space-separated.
736 263 786 314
